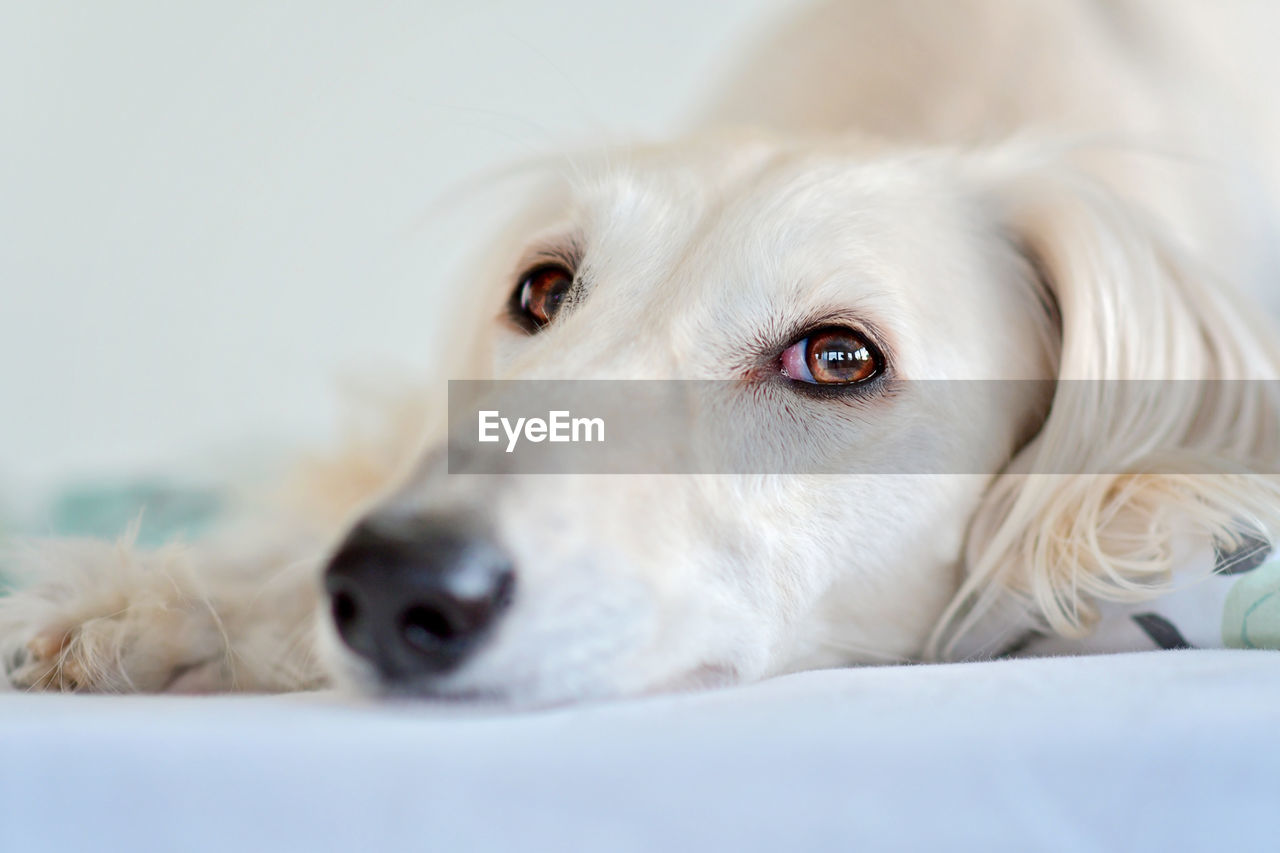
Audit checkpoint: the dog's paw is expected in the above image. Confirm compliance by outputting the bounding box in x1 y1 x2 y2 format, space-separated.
0 539 231 693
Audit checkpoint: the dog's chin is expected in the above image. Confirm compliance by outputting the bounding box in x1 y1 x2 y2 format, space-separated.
321 644 743 708
643 662 741 696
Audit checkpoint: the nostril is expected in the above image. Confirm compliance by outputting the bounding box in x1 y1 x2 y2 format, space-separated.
493 570 516 610
331 590 358 633
400 605 460 650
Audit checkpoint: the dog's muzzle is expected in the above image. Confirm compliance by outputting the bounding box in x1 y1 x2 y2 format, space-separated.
323 515 516 682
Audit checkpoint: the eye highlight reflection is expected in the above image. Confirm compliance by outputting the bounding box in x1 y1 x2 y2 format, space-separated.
780 327 882 385
510 263 575 332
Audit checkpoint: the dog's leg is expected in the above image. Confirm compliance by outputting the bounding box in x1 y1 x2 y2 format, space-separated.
0 384 430 695
0 525 328 694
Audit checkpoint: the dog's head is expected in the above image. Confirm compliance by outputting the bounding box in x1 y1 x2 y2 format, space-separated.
317 134 1280 703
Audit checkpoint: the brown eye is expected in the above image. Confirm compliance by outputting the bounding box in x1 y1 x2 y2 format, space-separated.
510 263 573 331
780 327 881 385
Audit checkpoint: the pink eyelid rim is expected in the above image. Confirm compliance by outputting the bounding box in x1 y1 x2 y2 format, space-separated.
780 339 815 383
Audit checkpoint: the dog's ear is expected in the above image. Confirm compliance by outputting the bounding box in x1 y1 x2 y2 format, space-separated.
931 162 1280 659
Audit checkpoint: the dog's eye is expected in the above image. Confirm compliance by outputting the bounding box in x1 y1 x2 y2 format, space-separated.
780 327 881 385
510 263 574 331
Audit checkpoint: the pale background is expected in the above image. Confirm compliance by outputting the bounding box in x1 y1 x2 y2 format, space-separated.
0 0 794 506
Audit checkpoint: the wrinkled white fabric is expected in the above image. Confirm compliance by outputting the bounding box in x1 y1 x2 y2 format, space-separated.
1 650 1276 852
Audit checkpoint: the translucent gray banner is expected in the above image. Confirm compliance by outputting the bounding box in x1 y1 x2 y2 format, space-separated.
446 380 1280 475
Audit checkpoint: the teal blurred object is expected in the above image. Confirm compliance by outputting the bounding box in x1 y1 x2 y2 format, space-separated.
49 482 224 546
0 509 11 594
0 482 225 593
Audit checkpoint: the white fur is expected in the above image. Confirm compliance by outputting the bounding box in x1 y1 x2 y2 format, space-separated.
4 0 1280 703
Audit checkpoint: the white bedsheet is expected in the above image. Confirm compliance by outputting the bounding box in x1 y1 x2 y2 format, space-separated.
1 650 1276 852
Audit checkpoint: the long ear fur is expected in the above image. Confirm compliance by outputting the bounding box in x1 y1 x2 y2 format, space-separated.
930 160 1280 659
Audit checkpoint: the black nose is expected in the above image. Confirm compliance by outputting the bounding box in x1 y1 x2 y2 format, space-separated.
323 517 516 680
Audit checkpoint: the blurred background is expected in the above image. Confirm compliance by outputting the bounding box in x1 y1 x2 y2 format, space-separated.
0 0 796 534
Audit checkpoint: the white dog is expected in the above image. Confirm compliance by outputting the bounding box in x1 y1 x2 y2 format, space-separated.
4 0 1280 704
